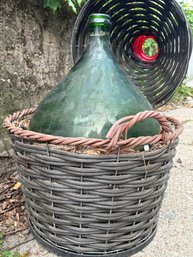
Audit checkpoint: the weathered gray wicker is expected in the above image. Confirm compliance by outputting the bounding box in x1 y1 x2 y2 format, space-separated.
4 109 183 257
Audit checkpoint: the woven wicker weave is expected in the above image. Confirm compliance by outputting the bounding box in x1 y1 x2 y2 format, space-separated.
72 0 192 107
4 109 183 257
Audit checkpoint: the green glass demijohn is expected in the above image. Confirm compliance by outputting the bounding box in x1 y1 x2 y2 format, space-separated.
29 14 160 139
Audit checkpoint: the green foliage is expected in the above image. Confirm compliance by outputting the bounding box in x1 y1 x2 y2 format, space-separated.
43 0 87 13
171 83 193 103
65 0 77 13
0 248 28 257
0 232 3 250
0 232 21 257
0 250 20 257
182 3 193 33
43 0 61 12
42 0 193 23
142 38 159 57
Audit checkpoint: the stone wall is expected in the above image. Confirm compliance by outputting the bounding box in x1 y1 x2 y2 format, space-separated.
0 0 76 150
0 0 76 113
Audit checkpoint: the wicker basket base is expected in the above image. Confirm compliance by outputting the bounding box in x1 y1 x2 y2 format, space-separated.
30 222 157 257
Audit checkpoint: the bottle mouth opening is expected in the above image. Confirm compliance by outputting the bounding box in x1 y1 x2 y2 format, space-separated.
89 13 111 28
89 13 111 19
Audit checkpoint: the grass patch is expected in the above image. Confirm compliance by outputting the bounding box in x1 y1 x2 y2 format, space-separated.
0 232 30 257
170 83 193 104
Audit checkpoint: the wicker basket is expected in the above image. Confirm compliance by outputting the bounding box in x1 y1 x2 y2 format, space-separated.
4 109 183 257
72 0 192 107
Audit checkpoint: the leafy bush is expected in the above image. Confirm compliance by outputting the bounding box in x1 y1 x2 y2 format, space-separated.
181 3 193 33
171 83 193 103
43 0 86 12
43 0 193 26
142 38 159 57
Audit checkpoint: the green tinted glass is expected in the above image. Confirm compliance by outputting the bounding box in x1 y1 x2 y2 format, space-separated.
29 14 160 139
89 14 111 31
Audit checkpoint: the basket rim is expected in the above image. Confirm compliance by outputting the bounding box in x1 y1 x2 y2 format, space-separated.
3 108 183 151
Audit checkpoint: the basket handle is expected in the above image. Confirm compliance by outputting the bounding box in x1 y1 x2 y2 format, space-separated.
106 110 183 150
3 109 183 151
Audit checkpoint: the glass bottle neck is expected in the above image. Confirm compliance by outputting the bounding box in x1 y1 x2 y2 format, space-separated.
76 24 112 62
89 24 110 34
83 32 110 61
87 26 110 48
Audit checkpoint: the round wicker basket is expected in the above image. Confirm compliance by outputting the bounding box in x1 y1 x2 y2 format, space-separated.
4 109 183 257
72 0 192 107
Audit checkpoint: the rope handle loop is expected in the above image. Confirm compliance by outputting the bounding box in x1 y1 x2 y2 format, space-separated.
3 108 183 150
106 110 171 150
